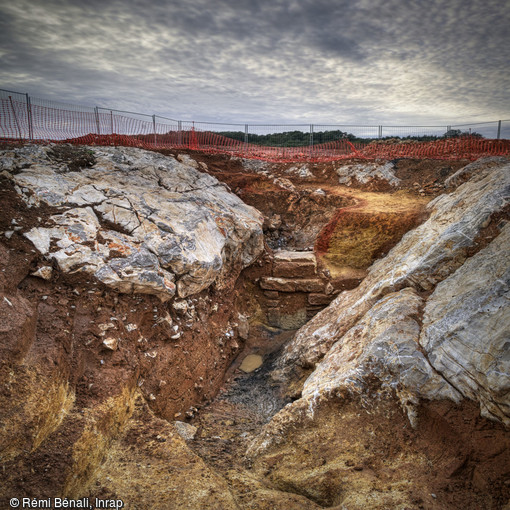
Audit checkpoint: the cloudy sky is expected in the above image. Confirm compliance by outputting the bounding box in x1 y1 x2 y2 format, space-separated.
1 0 509 126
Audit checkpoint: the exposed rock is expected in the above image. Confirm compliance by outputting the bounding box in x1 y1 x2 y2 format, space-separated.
420 223 510 425
3 145 264 300
273 250 316 264
31 266 53 280
285 164 313 178
237 158 271 172
307 293 334 306
174 420 198 441
273 177 295 191
102 337 118 351
172 300 188 314
335 161 400 187
302 288 461 426
260 277 324 293
273 260 317 278
2 148 509 507
237 314 250 340
176 153 199 168
281 159 510 373
444 156 509 188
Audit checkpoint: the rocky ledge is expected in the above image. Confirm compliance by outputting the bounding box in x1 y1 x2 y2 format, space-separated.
251 157 510 459
0 145 264 299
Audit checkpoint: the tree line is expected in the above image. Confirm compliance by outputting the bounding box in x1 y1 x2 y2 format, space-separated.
216 129 483 146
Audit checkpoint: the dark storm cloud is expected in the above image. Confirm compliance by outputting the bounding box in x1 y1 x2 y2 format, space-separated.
0 0 508 124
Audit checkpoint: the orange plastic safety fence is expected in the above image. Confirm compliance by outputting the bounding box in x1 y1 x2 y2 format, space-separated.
1 97 509 162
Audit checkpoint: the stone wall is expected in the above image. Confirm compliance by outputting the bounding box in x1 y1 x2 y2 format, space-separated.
260 251 337 329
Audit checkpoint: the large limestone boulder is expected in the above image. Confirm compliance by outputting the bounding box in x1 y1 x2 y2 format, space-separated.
276 158 510 426
1 145 264 299
301 288 462 425
420 223 510 424
280 158 510 371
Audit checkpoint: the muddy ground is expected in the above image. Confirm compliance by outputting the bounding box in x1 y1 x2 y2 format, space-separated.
1 146 508 509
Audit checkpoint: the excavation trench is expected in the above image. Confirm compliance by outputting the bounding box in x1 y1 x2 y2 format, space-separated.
5 149 508 508
152 154 509 509
166 155 440 500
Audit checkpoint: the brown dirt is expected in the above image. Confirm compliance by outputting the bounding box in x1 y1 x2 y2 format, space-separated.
158 150 467 193
246 391 510 509
183 158 354 251
47 145 96 172
392 158 467 191
186 359 510 509
1 147 508 508
314 187 430 276
0 175 251 503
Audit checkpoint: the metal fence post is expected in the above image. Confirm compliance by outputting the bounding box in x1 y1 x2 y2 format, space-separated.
378 125 382 139
310 124 314 157
497 120 501 139
8 96 22 140
244 124 248 145
26 93 33 141
110 110 114 135
177 120 182 146
94 107 101 135
152 115 157 146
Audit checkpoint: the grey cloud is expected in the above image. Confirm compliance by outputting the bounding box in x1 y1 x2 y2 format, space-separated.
0 0 509 125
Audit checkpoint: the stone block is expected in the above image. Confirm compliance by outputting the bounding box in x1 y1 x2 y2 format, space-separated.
307 308 324 320
237 314 250 340
273 261 316 278
264 290 279 299
260 277 325 293
308 293 335 306
274 251 317 264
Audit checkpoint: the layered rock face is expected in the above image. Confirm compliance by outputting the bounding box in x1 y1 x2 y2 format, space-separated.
1 145 263 299
272 157 510 427
260 251 339 329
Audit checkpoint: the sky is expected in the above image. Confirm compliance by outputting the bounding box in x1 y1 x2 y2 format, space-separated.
0 0 509 127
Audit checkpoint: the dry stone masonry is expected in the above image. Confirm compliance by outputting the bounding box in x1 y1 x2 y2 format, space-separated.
260 250 337 329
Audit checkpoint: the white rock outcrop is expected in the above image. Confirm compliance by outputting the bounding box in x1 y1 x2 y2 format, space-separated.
335 161 400 187
278 158 510 426
3 145 264 300
420 223 510 424
302 288 462 425
285 164 313 178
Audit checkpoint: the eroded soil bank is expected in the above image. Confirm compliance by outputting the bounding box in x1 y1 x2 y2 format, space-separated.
1 146 508 509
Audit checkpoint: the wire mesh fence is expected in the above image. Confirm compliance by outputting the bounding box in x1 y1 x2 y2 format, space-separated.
1 88 509 162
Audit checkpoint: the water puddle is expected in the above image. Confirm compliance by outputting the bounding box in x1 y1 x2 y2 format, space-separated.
239 353 263 373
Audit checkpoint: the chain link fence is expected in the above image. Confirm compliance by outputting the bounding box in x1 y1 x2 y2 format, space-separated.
1 88 509 162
